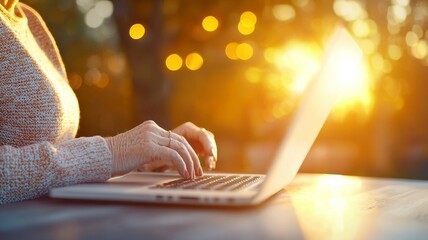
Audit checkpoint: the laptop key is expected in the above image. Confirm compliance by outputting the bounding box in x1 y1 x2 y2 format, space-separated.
215 176 253 190
228 176 263 191
199 176 238 190
150 175 263 191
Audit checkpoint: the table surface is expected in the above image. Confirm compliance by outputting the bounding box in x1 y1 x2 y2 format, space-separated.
1 173 428 240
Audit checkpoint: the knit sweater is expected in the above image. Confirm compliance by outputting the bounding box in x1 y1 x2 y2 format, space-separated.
0 3 112 204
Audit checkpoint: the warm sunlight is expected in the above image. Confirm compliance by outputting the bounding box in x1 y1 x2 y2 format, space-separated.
315 174 362 193
267 27 371 121
321 28 371 119
289 174 364 240
266 42 321 93
333 62 372 120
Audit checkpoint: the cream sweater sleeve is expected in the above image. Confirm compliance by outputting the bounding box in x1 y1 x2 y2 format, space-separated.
0 137 112 204
0 3 113 204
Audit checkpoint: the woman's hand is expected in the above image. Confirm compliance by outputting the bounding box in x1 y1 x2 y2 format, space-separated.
172 122 217 171
105 120 217 179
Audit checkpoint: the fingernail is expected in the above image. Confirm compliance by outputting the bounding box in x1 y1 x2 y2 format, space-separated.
184 170 190 179
210 147 217 158
197 167 203 176
208 157 215 171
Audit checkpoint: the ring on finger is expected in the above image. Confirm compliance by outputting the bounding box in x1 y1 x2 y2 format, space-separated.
168 130 172 147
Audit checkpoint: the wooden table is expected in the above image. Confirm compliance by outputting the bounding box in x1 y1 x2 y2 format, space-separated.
1 173 428 240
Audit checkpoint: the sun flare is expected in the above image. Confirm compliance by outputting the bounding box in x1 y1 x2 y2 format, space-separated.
269 28 372 121
322 27 372 120
268 42 321 94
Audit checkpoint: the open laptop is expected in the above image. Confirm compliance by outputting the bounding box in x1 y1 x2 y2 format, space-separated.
50 26 363 206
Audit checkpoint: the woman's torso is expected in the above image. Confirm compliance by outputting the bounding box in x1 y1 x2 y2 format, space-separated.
0 3 79 147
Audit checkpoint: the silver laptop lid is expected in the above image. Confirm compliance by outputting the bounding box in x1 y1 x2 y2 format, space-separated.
253 26 363 203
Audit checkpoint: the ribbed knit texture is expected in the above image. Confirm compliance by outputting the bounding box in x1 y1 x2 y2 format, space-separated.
0 3 112 204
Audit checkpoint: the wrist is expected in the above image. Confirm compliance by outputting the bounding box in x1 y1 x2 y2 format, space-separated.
105 136 124 177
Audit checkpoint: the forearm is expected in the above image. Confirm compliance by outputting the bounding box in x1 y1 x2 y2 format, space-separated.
0 136 112 204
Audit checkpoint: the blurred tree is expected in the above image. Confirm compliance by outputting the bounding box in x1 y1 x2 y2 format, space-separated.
112 0 171 128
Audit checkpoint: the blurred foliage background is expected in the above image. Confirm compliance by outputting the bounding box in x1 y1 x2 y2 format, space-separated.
22 0 428 178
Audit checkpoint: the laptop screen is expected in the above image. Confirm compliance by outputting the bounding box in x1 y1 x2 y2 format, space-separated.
254 26 364 203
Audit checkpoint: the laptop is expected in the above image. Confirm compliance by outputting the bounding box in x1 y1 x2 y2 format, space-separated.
50 26 363 206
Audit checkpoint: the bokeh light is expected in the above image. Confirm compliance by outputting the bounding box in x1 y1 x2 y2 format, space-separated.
185 52 204 70
238 11 257 35
202 16 219 32
82 0 114 29
68 72 83 90
236 43 254 60
411 40 428 59
94 1 113 18
85 9 104 28
165 54 183 71
406 31 419 47
333 0 367 21
129 23 146 40
351 19 371 38
245 67 263 83
388 44 402 60
225 42 239 60
106 54 126 75
387 4 408 24
238 22 255 35
240 11 257 26
272 4 296 22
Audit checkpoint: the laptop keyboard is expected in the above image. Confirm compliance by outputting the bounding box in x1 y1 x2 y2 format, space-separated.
150 175 264 191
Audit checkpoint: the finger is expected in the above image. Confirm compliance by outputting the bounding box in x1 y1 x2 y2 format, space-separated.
148 124 194 178
170 138 195 179
151 144 189 179
154 133 196 179
205 156 215 171
171 132 204 177
192 127 217 170
176 123 217 161
199 128 217 159
158 128 203 177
